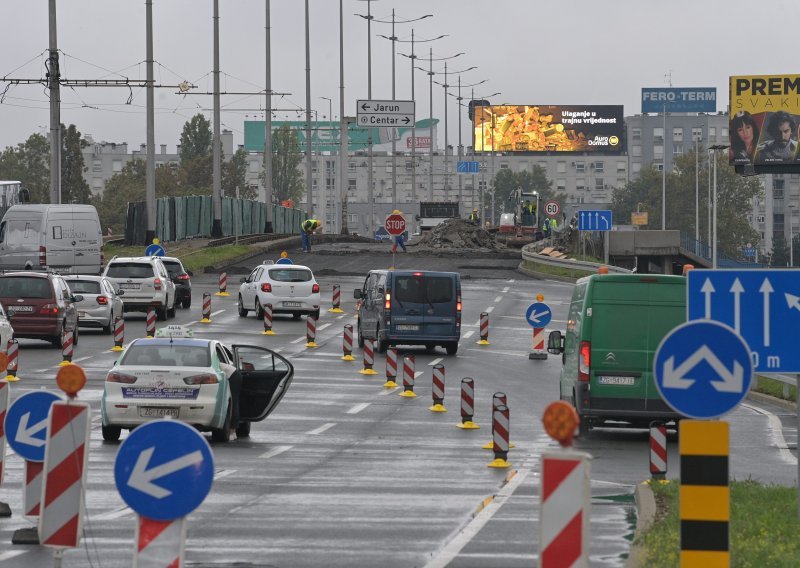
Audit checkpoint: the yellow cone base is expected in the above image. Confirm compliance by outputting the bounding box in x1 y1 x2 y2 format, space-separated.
199 318 211 324
328 308 344 313
6 375 19 382
458 421 480 430
483 441 516 450
59 360 72 366
214 292 230 297
476 339 490 345
487 458 511 469
383 380 398 388
429 404 447 412
359 368 378 375
341 354 355 361
305 341 318 348
111 346 124 352
145 335 154 339
400 390 417 398
262 330 276 335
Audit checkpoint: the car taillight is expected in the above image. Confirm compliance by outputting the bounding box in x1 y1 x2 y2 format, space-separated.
38 245 46 266
176 274 190 281
261 283 272 293
579 340 591 382
312 283 320 293
106 371 137 384
39 303 59 315
96 296 109 305
153 278 162 290
183 373 218 385
456 293 462 312
384 292 391 310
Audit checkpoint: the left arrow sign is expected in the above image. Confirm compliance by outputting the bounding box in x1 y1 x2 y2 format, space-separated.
15 412 47 447
128 447 205 499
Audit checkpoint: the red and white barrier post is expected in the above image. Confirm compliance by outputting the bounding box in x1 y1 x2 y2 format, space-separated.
384 347 398 387
429 364 446 412
457 377 480 429
6 339 19 381
529 326 548 360
59 330 74 366
305 315 317 348
487 404 511 468
0 379 9 517
136 516 187 568
145 308 157 338
200 293 212 323
477 312 490 345
359 339 377 375
649 422 667 480
399 355 416 398
112 317 124 352
329 285 343 313
215 272 229 297
341 324 354 360
262 303 275 336
483 392 516 449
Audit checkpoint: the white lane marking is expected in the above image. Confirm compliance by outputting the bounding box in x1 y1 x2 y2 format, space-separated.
306 422 337 435
0 552 28 561
741 402 796 464
291 336 306 344
493 296 502 303
379 387 401 396
502 287 509 293
71 355 92 364
486 306 494 313
337 315 345 320
317 323 332 332
507 279 515 283
214 468 237 480
428 358 443 367
463 330 475 339
414 371 423 378
425 469 531 568
346 403 370 414
93 506 133 521
259 445 293 459
211 309 225 317
273 347 283 353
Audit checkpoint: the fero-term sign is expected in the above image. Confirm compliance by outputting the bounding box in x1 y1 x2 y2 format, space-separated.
357 100 415 127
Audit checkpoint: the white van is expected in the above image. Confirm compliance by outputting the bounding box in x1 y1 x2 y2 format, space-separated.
0 205 103 274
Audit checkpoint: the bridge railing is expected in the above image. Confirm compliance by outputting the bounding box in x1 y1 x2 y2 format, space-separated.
521 243 632 278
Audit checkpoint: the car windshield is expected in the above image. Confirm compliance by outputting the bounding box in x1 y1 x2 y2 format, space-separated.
162 260 183 277
268 268 312 283
106 263 154 279
395 276 453 304
66 280 101 294
0 277 51 299
121 344 211 367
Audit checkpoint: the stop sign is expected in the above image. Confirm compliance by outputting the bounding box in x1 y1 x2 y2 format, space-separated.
385 213 406 236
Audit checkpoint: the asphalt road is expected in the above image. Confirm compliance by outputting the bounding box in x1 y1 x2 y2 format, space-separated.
0 248 796 567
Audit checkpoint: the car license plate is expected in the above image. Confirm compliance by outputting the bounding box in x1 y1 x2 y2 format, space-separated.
283 301 301 307
12 306 33 312
396 324 420 331
598 376 636 386
138 407 179 418
119 283 140 290
79 311 87 318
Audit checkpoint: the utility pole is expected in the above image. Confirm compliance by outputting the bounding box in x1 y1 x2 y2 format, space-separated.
304 0 313 218
211 0 222 237
145 0 156 241
47 0 61 205
339 0 348 234
264 0 273 232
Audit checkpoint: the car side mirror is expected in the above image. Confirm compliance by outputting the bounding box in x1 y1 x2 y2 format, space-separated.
353 289 362 299
72 295 84 303
116 289 125 296
414 214 420 221
377 286 385 295
239 277 247 283
547 331 564 355
187 270 194 277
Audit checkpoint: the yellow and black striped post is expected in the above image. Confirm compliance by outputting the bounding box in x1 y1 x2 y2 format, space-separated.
679 420 729 567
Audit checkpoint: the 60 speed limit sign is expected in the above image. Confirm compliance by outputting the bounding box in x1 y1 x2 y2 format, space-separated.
544 200 560 218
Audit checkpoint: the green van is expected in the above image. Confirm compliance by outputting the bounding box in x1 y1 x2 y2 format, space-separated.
547 273 686 434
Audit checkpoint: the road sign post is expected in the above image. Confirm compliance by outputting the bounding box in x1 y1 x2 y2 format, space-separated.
456 161 480 174
577 210 612 231
526 302 552 361
356 99 415 127
385 213 406 236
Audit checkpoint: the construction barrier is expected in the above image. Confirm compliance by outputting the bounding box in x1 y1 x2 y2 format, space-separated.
384 347 398 387
329 285 343 313
215 272 229 297
399 355 416 398
6 340 18 381
25 461 43 518
487 404 511 468
341 325 354 360
429 364 446 412
477 312 490 345
305 315 317 348
359 339 377 375
529 327 548 360
649 422 667 480
136 516 187 567
112 317 124 352
200 293 212 323
483 392 516 449
457 377 480 429
60 331 74 366
0 380 7 489
262 303 275 335
146 308 157 338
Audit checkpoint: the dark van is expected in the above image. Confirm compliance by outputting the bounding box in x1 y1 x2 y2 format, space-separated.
354 270 461 355
548 273 686 434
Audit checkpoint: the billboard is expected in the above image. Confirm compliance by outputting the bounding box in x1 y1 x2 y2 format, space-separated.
730 75 800 167
473 105 624 154
641 88 716 113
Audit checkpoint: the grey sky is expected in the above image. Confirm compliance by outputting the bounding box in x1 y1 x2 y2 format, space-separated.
1 0 798 153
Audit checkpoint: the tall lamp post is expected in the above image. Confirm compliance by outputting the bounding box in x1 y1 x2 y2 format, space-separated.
790 204 796 267
447 77 486 210
469 91 500 227
355 0 377 235
709 144 729 269
321 96 333 228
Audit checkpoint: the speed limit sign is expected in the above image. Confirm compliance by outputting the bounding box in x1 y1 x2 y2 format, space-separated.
544 200 560 218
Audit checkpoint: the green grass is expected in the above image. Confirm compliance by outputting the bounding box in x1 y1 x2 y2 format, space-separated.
638 480 800 567
105 243 258 274
753 375 796 402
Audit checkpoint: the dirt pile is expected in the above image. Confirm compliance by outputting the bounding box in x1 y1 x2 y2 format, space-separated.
411 218 505 251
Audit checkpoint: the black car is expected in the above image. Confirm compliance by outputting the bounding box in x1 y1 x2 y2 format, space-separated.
161 257 193 308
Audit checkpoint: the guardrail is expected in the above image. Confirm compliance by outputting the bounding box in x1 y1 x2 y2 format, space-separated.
760 373 798 401
520 243 632 278
207 233 289 247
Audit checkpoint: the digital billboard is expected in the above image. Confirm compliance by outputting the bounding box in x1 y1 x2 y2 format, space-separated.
730 75 800 167
473 105 623 154
641 88 716 113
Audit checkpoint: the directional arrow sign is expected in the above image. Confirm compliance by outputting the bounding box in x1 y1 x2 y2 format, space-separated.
577 210 612 231
653 320 753 419
114 420 214 521
5 391 61 462
525 302 552 328
357 99 415 127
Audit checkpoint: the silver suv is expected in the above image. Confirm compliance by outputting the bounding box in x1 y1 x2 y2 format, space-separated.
103 256 176 320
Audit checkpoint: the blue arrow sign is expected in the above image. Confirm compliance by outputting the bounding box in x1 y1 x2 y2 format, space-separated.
577 210 612 231
114 420 214 521
525 302 552 328
457 161 480 174
687 269 800 373
145 243 165 257
653 320 753 420
5 391 61 462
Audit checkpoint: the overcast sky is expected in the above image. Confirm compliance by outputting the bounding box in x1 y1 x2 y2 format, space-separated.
1 0 798 153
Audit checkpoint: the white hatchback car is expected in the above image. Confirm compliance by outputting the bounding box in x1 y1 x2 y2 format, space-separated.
103 256 176 321
237 264 321 320
64 275 124 333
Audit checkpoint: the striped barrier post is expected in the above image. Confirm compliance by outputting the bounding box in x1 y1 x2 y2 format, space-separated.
429 364 446 412
215 272 229 296
487 404 511 468
305 315 318 348
39 400 90 548
457 377 480 429
25 460 44 518
200 293 212 323
649 422 667 480
136 516 187 568
483 392 516 449
329 285 344 313
383 347 398 387
262 303 275 335
6 340 19 381
359 339 377 375
145 308 157 338
59 331 74 366
341 325 355 361
477 312 490 345
399 355 416 398
0 380 8 517
679 420 729 565
112 317 124 352
529 327 548 360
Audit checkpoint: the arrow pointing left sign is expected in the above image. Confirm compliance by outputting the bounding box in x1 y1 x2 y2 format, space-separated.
128 447 205 499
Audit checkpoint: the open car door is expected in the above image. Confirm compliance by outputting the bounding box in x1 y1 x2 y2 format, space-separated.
232 345 294 422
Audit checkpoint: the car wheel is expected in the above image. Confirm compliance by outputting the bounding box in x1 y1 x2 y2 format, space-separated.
72 326 79 347
157 306 168 321
573 396 591 437
102 425 121 442
167 301 176 319
51 322 66 347
376 327 387 353
292 312 301 320
425 344 436 353
311 310 320 320
235 421 251 438
255 299 265 320
183 297 192 309
357 320 365 348
445 342 458 356
102 319 112 334
238 295 248 317
211 403 232 443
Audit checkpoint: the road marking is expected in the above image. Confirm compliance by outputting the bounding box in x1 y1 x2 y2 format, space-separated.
741 403 795 464
71 355 92 364
507 279 515 283
428 358 443 366
214 468 237 480
211 309 225 317
346 403 370 414
259 445 293 459
493 296 502 303
337 315 345 320
0 552 28 562
273 347 283 353
502 287 509 293
93 506 133 521
378 387 401 396
291 336 306 344
463 330 475 339
486 306 494 313
414 371 423 378
317 323 332 332
306 422 337 435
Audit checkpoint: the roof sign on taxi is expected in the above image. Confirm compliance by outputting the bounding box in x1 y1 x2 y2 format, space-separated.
155 325 194 339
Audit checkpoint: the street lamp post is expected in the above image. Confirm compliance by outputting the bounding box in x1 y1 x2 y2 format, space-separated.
709 144 729 269
355 0 376 234
321 96 333 228
304 0 313 218
434 65 476 204
469 90 499 227
448 77 486 210
790 204 796 267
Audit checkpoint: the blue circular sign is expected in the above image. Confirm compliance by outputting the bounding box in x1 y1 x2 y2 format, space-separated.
654 320 753 420
5 391 61 462
525 302 552 328
114 420 214 520
145 244 165 257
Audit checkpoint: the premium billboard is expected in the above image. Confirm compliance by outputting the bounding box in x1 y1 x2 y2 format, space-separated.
730 75 800 166
641 88 716 113
473 105 623 154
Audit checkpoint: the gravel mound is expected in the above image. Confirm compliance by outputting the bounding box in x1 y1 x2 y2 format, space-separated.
410 219 506 251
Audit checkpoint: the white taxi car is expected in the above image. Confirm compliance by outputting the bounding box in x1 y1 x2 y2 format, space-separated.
237 264 321 320
0 303 14 352
101 326 293 442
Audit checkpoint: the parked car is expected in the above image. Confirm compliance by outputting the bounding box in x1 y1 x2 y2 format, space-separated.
64 275 124 334
0 272 82 347
160 257 193 309
354 270 462 355
103 256 176 321
101 326 294 442
0 303 15 352
237 264 320 320
0 204 103 274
